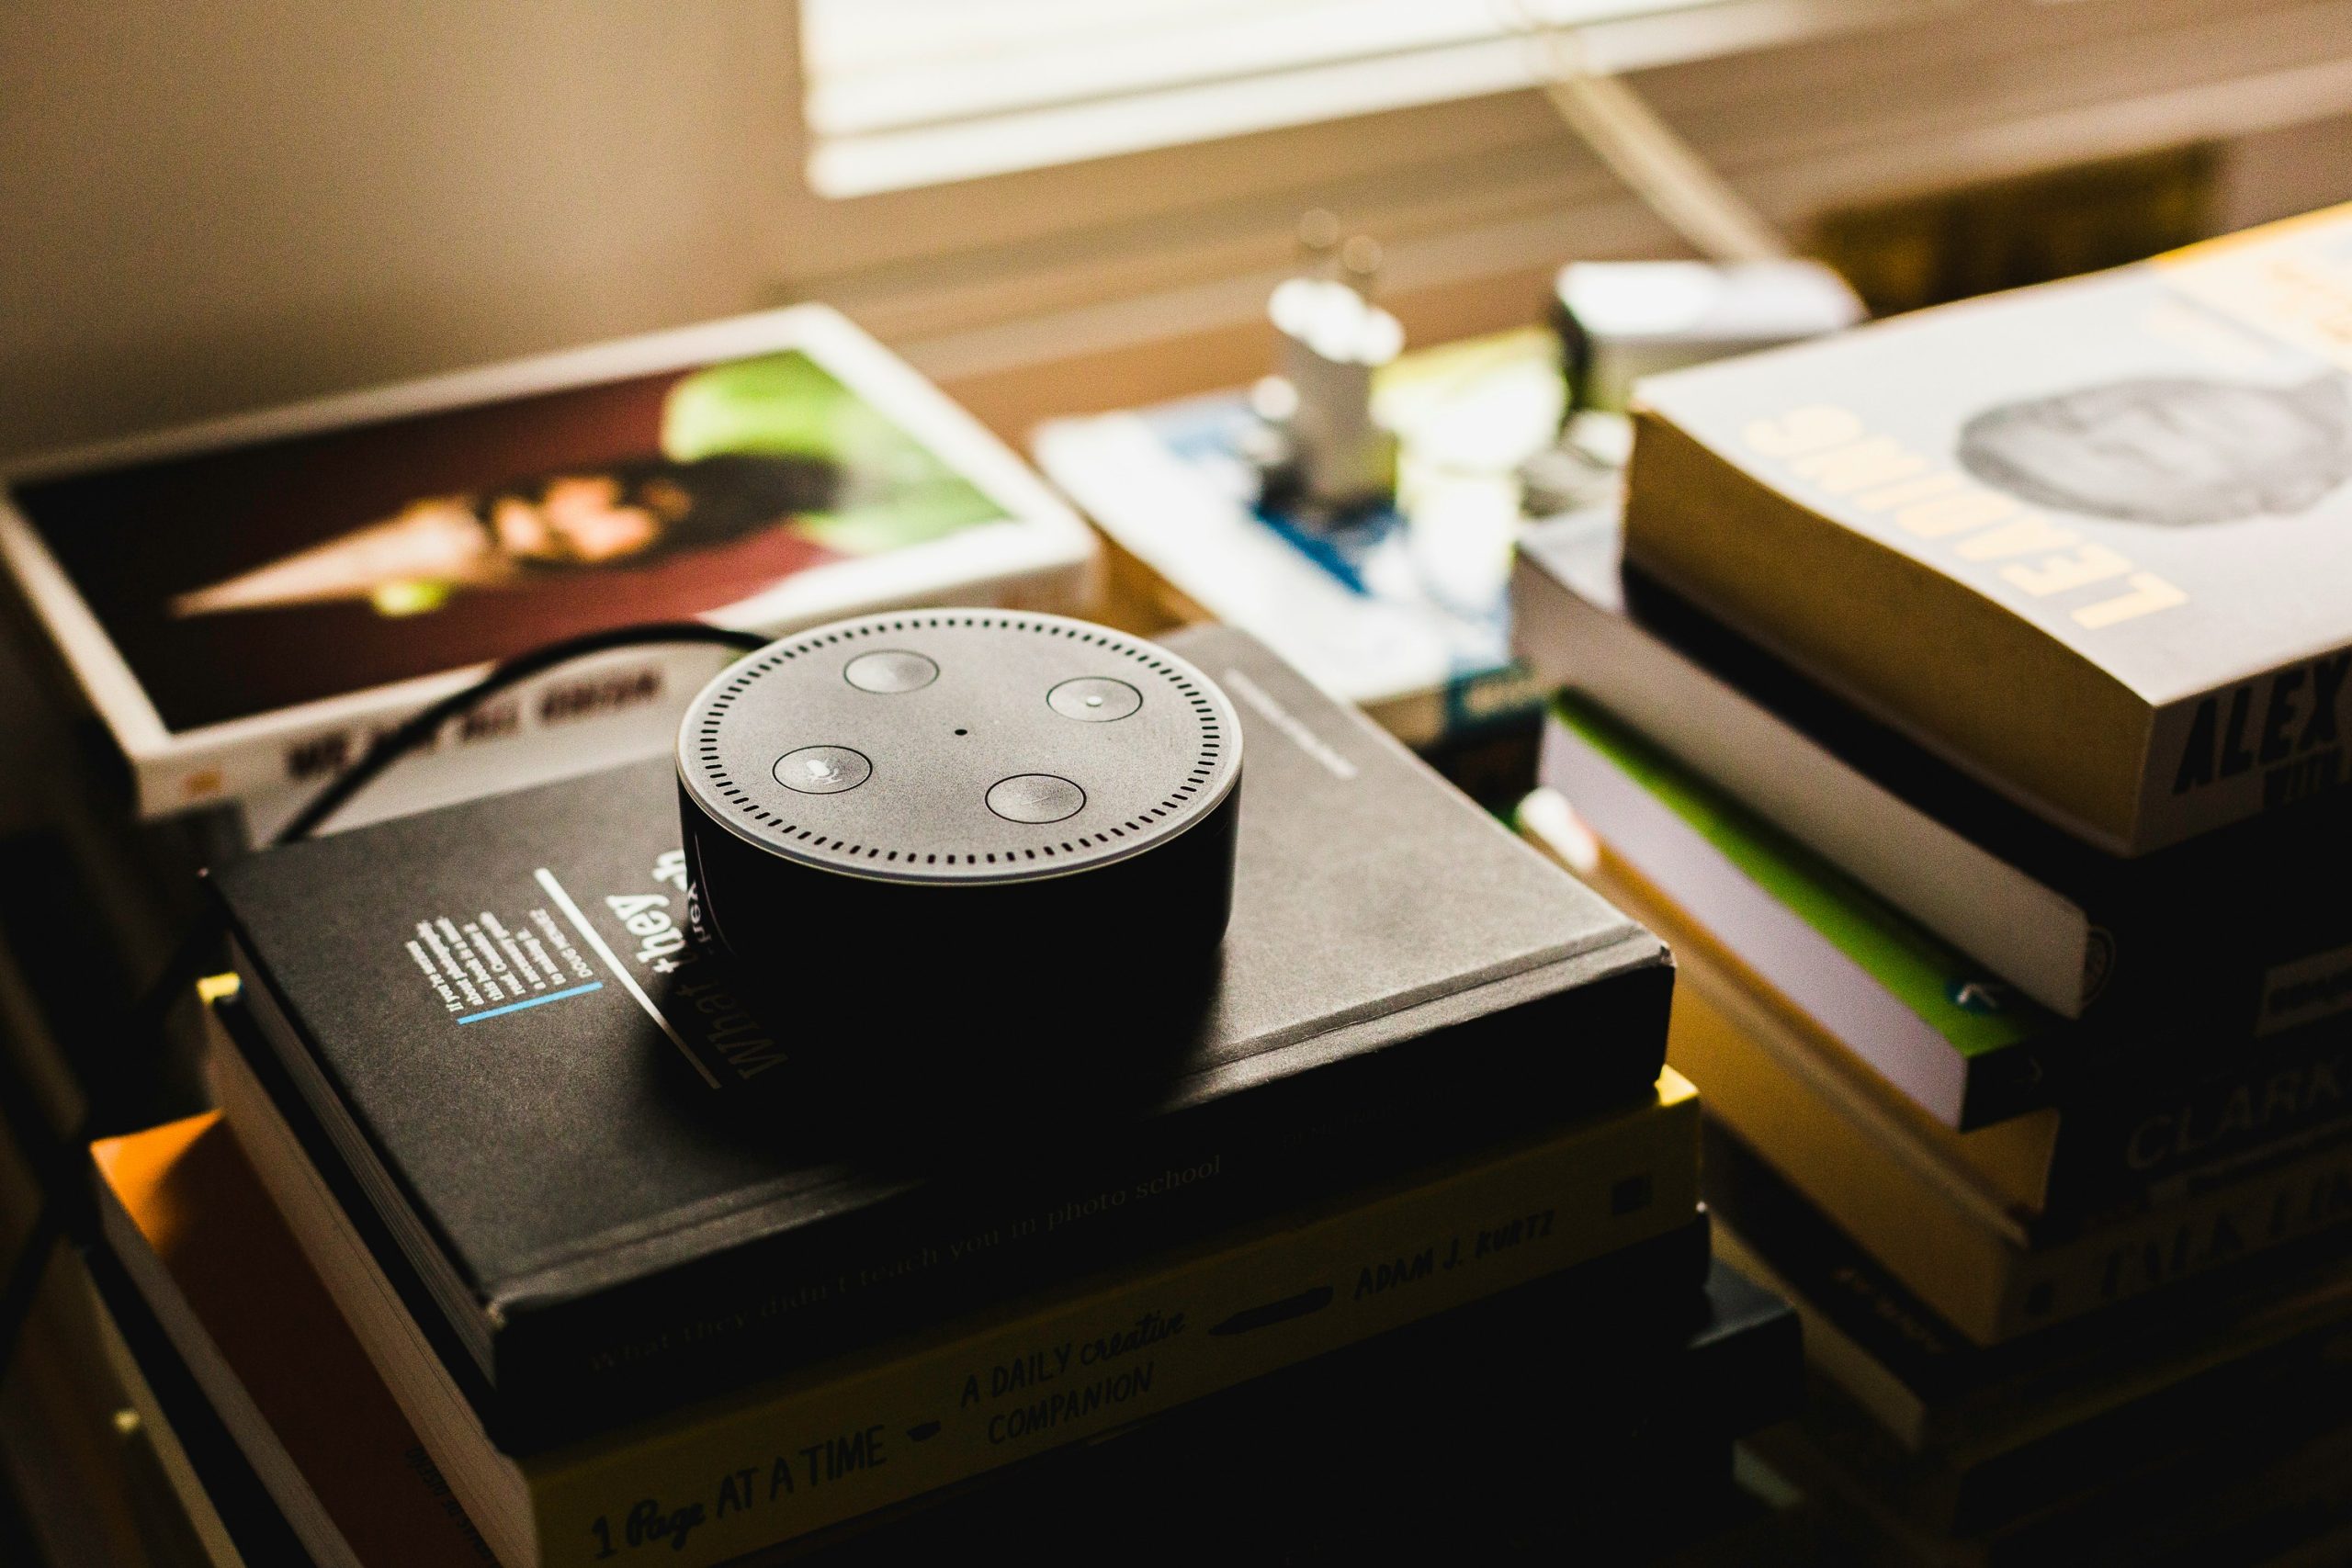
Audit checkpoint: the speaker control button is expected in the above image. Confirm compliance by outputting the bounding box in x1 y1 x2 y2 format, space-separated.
987 774 1085 824
1048 677 1141 722
775 746 871 794
844 650 938 693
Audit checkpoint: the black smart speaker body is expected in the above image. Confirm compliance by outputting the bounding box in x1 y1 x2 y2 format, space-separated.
675 610 1243 1061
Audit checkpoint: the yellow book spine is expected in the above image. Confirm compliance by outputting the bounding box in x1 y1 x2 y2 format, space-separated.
525 1077 1700 1568
1661 965 2016 1340
1623 858 2352 1345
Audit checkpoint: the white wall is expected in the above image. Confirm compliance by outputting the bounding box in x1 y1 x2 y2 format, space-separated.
8 1 2352 468
2222 110 2352 231
0 1 800 462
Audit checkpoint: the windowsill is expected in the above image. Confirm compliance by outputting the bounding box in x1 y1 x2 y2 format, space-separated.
804 0 1939 197
929 263 1568 445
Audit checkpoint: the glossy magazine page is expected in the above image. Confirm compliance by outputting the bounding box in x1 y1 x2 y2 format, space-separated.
0 306 1095 816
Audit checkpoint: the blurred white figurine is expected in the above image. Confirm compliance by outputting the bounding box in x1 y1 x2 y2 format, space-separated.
1245 214 1404 524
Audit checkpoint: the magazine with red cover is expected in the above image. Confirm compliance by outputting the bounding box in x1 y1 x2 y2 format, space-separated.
0 305 1099 820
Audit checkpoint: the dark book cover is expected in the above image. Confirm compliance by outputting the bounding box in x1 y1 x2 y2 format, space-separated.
210 624 1671 1450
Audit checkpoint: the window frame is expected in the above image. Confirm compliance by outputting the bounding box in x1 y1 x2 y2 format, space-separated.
797 0 1912 198
759 0 2352 420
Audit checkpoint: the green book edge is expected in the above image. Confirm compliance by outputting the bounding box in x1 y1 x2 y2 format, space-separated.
1552 694 2047 1060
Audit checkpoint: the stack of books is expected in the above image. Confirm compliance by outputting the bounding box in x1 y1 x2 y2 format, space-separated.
88 624 1800 1563
1513 203 2352 1563
0 298 1108 1253
0 304 1107 1556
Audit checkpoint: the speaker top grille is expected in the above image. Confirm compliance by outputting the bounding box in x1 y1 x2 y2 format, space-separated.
678 610 1242 885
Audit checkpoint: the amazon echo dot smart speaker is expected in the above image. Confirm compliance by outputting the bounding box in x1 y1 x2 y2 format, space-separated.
676 610 1244 1030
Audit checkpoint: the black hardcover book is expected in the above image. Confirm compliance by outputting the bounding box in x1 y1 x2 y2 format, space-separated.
210 624 1671 1451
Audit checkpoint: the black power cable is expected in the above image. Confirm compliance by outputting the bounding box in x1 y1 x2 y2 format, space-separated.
266 622 770 847
0 621 771 1378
